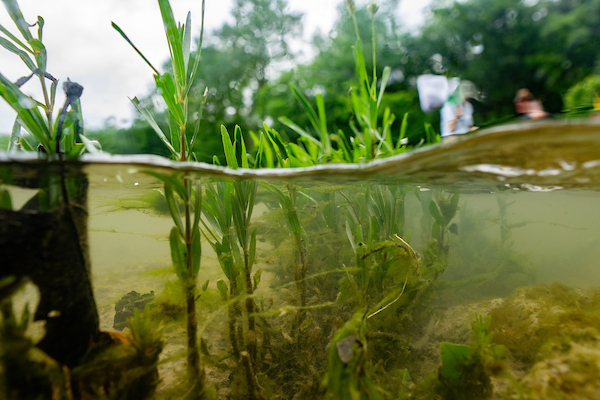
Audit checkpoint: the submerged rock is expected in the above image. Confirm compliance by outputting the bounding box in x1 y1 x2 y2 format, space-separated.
113 290 154 330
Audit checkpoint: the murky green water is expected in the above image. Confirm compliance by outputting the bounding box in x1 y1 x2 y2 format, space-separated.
2 120 600 399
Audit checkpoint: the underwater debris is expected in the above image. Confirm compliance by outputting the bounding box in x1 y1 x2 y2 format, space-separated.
113 290 155 331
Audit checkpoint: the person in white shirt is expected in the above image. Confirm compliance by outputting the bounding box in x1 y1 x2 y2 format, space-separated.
440 98 477 137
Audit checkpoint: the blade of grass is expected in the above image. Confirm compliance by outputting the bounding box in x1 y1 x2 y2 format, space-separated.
111 22 159 75
157 0 185 89
131 97 178 157
182 12 192 74
0 37 35 70
377 66 391 109
0 24 32 53
1 0 33 42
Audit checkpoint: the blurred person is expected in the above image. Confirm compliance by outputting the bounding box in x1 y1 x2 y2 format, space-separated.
514 88 549 119
440 82 480 138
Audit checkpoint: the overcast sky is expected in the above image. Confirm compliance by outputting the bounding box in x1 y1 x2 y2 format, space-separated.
0 0 432 134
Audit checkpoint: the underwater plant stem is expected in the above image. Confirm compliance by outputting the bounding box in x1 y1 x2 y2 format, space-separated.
229 283 241 359
243 246 257 364
183 177 202 385
240 351 262 400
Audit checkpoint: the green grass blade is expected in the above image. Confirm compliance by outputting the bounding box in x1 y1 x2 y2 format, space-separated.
169 226 187 280
79 134 102 154
0 23 32 53
237 125 249 169
131 97 178 158
377 66 391 109
315 93 331 154
193 178 202 232
278 116 322 148
396 113 409 149
1 0 33 42
182 12 191 74
147 171 189 202
289 84 320 134
111 22 159 75
36 16 43 41
7 118 21 152
0 73 50 151
249 226 257 267
186 0 205 94
189 87 208 150
157 0 185 89
230 192 246 249
191 223 201 278
221 125 238 169
164 183 185 236
0 37 35 70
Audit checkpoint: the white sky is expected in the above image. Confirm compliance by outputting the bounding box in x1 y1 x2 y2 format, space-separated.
0 0 432 134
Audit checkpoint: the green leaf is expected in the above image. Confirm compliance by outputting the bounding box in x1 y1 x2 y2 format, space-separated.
186 0 205 94
193 178 202 232
164 183 185 236
377 66 391 109
112 22 159 75
30 38 46 71
79 134 102 154
221 125 238 169
253 268 262 290
346 221 357 253
231 192 246 249
7 118 21 152
158 0 185 89
191 223 201 278
144 171 188 202
155 73 185 125
278 116 322 148
0 37 35 70
396 112 409 149
169 226 188 281
0 73 51 152
249 225 257 267
289 84 320 134
237 125 249 169
440 342 472 381
182 12 192 74
429 200 445 227
216 279 228 301
0 188 12 210
66 143 85 158
315 93 331 153
36 16 43 41
1 0 33 42
0 23 32 53
131 97 178 157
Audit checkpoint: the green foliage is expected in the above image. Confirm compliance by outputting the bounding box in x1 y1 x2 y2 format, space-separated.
0 0 97 156
564 74 600 116
324 311 384 400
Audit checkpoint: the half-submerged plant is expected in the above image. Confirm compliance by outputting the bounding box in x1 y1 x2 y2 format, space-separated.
273 0 409 165
203 126 265 400
113 0 214 396
0 0 98 158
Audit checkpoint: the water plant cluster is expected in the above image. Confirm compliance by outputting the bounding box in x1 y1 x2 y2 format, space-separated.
1 0 599 399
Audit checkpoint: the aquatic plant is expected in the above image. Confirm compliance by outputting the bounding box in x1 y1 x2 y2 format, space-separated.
113 0 212 395
254 0 411 166
0 0 99 157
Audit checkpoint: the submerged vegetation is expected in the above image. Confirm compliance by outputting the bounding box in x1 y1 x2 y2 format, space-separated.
1 0 600 399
